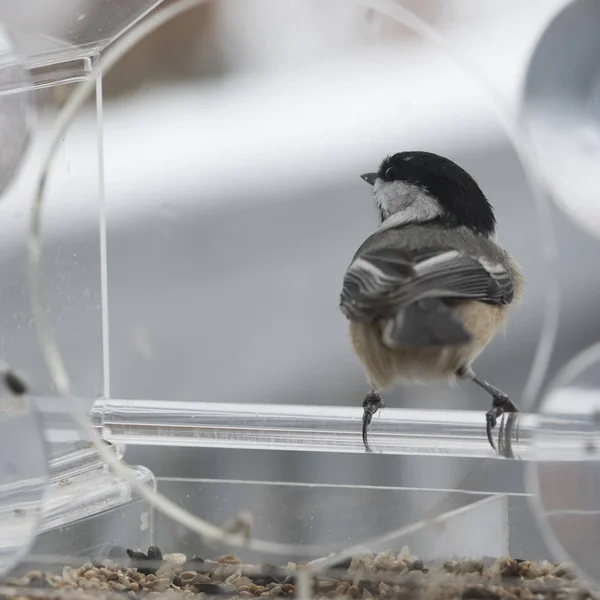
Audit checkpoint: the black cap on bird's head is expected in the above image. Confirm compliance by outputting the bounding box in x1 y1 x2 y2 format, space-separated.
361 151 496 236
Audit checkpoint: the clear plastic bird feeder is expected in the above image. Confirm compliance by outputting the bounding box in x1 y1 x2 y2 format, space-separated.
4 0 600 598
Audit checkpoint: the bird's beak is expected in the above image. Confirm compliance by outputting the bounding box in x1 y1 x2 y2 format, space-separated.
361 173 377 186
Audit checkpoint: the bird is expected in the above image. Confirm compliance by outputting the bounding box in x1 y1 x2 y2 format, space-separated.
339 150 523 452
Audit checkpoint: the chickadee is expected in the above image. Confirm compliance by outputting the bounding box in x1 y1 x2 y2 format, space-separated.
339 151 523 451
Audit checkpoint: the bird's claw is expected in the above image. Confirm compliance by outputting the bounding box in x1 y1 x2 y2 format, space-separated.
485 393 519 453
485 412 497 450
362 411 374 452
362 391 384 452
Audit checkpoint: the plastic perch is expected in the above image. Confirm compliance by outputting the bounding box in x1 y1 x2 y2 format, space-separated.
90 399 600 461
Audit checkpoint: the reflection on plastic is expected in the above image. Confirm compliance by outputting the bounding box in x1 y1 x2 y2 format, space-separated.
0 0 162 92
0 392 47 577
0 26 31 194
156 478 511 564
520 0 600 237
529 342 600 588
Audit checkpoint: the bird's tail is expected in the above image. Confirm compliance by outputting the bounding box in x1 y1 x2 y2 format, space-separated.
382 298 471 348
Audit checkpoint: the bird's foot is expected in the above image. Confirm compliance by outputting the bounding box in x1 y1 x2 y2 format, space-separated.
485 393 519 450
362 391 384 452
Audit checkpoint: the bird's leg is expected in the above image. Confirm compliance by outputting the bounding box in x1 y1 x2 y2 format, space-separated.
456 366 519 450
362 390 384 452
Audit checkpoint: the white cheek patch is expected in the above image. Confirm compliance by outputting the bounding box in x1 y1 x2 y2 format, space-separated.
374 180 443 231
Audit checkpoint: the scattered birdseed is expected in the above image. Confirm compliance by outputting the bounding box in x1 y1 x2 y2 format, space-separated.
1 546 597 600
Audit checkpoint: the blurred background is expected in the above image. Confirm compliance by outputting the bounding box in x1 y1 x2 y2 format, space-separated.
1 0 599 564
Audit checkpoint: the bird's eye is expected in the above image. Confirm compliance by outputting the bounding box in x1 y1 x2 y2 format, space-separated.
384 167 396 181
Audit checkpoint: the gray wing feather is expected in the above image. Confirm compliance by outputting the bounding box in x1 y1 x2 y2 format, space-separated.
340 244 514 325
